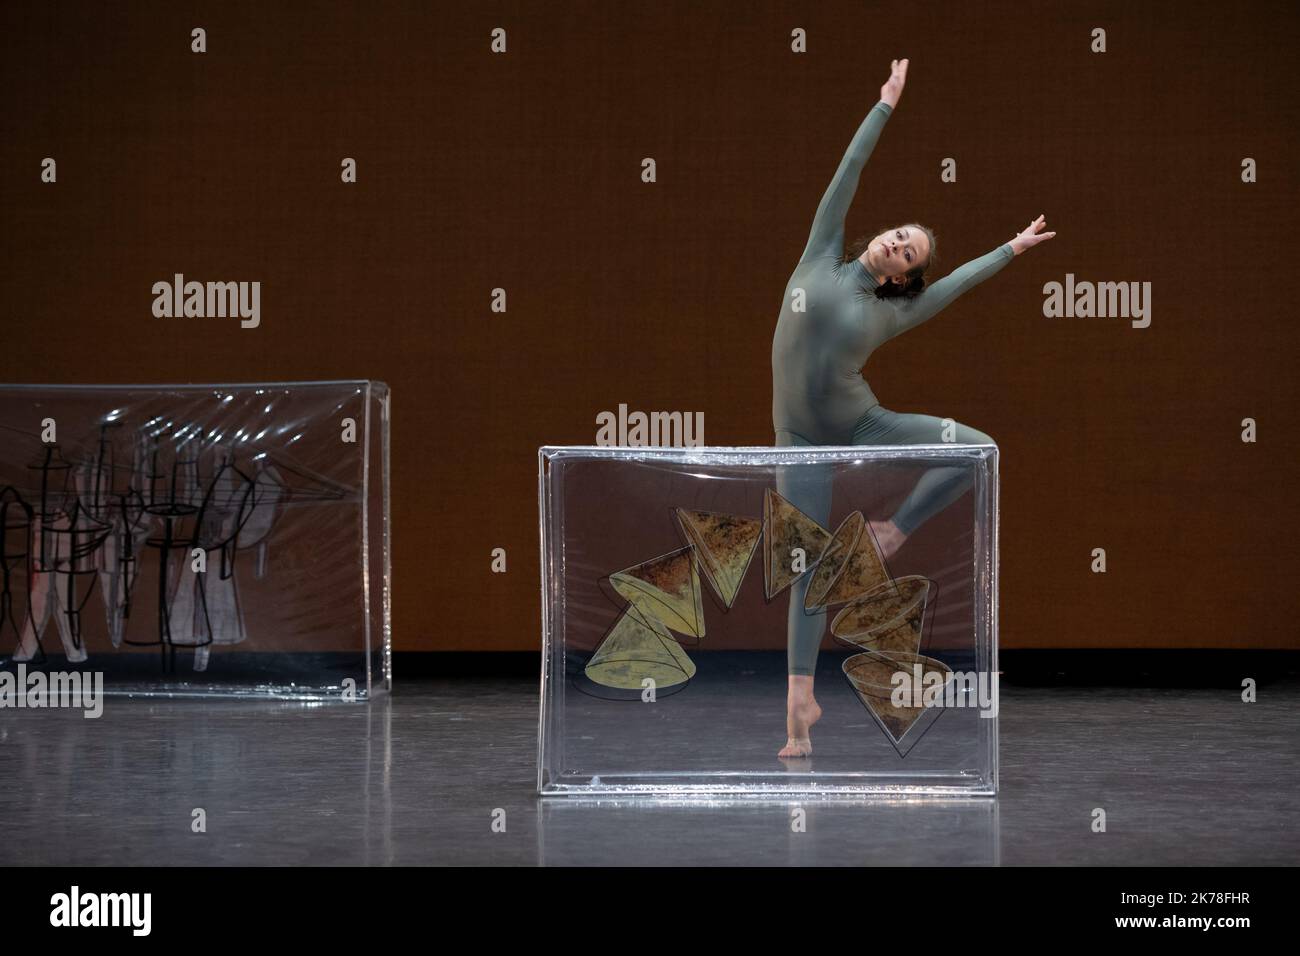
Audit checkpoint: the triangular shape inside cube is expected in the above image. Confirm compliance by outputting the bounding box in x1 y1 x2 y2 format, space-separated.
586 606 696 690
805 511 865 611
763 488 833 599
609 545 706 638
674 509 762 609
843 651 953 749
821 517 891 606
830 575 930 651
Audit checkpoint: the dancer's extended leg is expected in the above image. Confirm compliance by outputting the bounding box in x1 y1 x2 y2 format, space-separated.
774 429 833 757
852 405 994 548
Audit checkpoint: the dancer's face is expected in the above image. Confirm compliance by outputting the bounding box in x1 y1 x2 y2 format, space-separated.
865 225 930 279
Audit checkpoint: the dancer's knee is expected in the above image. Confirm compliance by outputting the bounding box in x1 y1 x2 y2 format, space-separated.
930 414 994 446
958 423 995 446
891 411 995 447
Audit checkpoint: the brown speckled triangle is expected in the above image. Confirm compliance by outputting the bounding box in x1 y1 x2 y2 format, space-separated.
674 509 762 609
762 488 833 599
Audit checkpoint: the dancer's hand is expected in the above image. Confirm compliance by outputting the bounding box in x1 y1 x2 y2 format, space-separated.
1009 214 1056 255
880 58 908 108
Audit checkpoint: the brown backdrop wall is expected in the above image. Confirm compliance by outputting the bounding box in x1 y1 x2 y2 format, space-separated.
2 0 1297 650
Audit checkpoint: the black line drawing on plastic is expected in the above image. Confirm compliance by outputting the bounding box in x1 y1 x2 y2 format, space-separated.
0 411 350 674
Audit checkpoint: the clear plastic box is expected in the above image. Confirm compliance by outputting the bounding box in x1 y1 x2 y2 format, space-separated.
0 381 390 699
537 445 998 795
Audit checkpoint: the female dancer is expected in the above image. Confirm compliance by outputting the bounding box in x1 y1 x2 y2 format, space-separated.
771 58 1055 757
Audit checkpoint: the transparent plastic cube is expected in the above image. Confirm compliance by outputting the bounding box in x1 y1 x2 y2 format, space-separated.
0 381 390 699
538 445 998 795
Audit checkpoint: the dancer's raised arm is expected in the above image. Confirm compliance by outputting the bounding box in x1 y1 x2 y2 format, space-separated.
887 214 1056 339
800 59 909 263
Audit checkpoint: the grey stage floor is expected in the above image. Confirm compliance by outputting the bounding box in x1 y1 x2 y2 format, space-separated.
1 674 1296 866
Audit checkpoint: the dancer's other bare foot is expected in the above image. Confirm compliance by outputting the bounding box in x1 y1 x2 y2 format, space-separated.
869 518 908 559
780 674 823 757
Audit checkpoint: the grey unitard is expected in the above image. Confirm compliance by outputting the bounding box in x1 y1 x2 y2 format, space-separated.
770 100 1014 676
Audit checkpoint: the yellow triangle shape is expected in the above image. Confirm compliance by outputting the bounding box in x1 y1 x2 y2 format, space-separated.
674 509 762 609
763 488 833 598
586 606 696 690
610 545 706 638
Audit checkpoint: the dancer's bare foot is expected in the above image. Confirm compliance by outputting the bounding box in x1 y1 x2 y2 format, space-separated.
780 675 823 758
869 518 908 559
